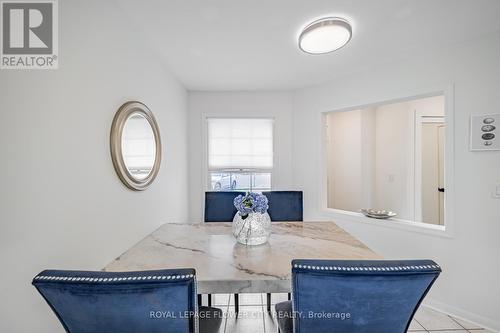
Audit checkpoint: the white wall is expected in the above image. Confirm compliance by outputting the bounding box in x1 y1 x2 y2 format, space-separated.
293 32 500 331
0 1 189 332
1 2 499 331
373 101 414 219
188 91 294 221
326 110 364 211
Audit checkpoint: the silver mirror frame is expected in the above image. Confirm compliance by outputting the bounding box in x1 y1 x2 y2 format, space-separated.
110 101 162 191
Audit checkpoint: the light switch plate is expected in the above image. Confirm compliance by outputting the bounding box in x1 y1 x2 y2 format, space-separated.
494 185 500 199
470 113 499 151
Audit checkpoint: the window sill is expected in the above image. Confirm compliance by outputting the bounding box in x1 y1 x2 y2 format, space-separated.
320 208 453 239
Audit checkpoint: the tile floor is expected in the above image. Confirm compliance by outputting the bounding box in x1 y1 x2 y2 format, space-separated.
207 293 491 333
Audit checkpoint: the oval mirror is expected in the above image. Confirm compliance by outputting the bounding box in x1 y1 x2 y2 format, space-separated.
110 101 161 190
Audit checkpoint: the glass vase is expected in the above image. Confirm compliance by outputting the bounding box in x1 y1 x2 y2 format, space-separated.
232 212 271 246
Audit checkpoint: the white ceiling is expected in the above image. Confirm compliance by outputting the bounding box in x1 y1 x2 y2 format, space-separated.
117 0 500 91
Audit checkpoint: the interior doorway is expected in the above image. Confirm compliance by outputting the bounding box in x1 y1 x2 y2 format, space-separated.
418 118 445 225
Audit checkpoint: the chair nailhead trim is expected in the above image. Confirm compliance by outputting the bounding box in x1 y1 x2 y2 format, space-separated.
34 274 195 282
293 264 440 271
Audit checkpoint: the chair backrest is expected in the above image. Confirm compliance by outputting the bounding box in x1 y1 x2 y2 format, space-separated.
32 268 197 333
204 191 245 222
292 259 441 333
262 191 303 221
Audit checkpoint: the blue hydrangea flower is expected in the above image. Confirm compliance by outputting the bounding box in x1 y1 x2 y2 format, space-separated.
234 195 253 216
234 192 269 217
251 192 269 214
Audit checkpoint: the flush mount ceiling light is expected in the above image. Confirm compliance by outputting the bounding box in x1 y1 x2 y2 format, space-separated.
299 17 352 54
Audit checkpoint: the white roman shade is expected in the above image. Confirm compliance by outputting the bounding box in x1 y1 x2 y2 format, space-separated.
207 118 274 169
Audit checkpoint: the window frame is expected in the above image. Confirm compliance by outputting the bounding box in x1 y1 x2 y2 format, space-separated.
318 85 455 238
208 169 273 192
204 116 275 192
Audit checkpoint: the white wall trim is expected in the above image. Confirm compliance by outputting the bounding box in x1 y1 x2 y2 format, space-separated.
423 300 500 333
318 85 456 238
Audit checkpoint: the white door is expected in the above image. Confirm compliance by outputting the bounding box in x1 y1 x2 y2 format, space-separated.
420 122 445 225
438 125 445 225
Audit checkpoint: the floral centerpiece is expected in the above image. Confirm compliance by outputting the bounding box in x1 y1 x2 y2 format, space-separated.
232 192 271 245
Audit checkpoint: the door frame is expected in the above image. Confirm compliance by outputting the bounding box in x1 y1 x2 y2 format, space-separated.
414 113 445 223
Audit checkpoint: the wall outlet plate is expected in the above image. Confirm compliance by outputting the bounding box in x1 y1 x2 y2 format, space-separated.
470 113 499 151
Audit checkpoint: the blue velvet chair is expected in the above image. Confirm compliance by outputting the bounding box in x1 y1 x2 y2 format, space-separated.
204 191 245 311
262 191 303 310
262 191 303 222
32 268 222 333
275 259 441 333
204 191 245 222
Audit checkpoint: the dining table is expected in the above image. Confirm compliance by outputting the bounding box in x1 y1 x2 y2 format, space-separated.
104 221 380 295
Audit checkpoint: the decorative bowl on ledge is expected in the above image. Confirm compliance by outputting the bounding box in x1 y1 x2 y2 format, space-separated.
361 208 397 219
232 192 271 246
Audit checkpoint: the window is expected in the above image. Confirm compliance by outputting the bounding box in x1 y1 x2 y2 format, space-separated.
207 118 273 191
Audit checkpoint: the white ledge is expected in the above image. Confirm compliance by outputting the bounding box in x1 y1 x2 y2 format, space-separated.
320 208 452 239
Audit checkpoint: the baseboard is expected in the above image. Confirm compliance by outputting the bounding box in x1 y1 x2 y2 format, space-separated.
423 299 500 333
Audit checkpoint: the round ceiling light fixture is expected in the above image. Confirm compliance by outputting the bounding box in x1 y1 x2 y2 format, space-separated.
299 17 352 54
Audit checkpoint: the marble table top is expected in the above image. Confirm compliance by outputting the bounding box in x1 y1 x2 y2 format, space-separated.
104 222 380 294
